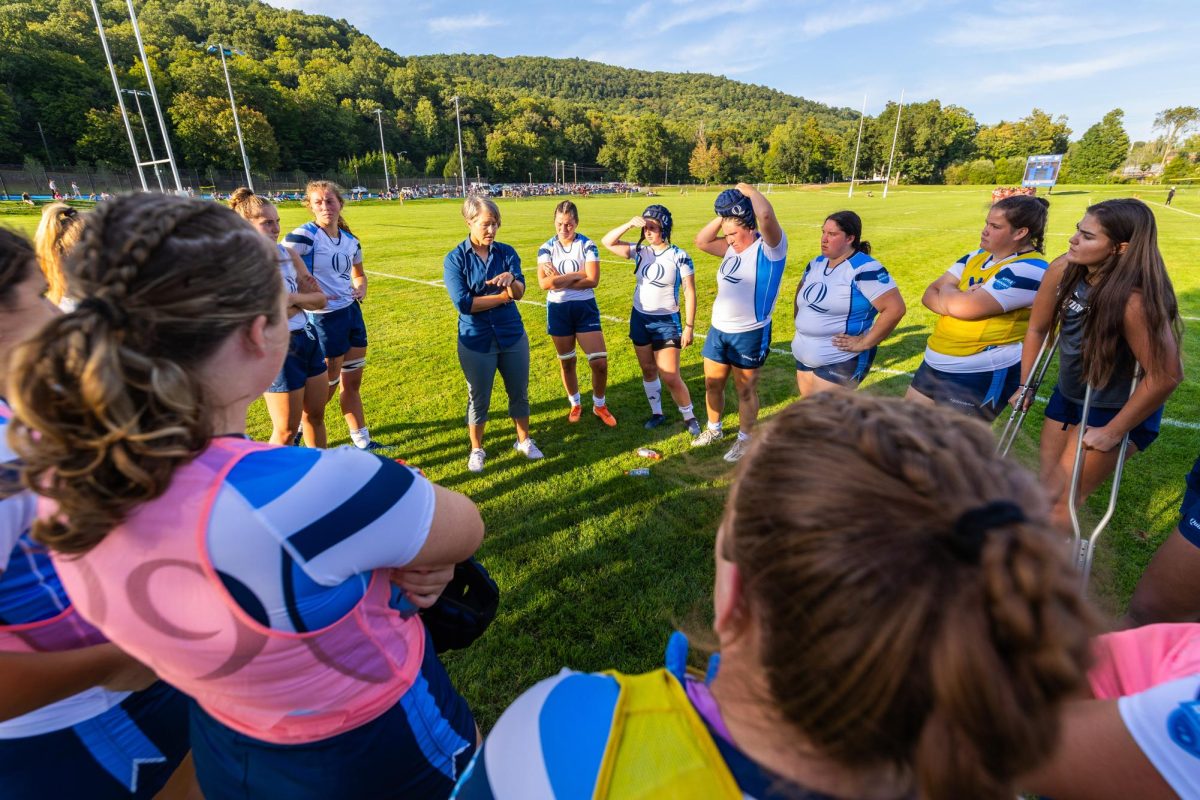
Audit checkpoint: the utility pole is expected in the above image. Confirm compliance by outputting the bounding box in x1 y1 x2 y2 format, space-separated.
209 44 253 191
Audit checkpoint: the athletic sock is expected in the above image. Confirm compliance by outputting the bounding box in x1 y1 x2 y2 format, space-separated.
568 393 581 407
593 394 606 408
643 379 663 415
737 431 751 442
677 403 694 418
351 426 371 448
708 421 722 432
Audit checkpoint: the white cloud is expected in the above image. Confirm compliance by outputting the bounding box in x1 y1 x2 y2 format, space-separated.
799 0 930 37
428 12 499 33
936 9 1162 51
978 50 1155 92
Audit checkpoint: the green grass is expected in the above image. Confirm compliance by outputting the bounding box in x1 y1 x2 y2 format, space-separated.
4 183 1198 727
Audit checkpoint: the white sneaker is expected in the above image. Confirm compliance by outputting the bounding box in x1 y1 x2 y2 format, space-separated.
514 438 544 460
467 448 486 473
723 439 749 463
691 427 724 448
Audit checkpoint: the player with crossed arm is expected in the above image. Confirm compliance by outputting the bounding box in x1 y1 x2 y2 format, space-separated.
691 184 788 463
537 200 616 426
284 180 385 451
601 204 701 434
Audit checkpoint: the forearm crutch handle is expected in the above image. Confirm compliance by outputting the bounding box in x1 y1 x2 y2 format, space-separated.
1067 369 1140 595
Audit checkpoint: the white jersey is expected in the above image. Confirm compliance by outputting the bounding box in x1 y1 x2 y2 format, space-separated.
792 251 897 367
630 243 694 316
282 221 362 313
538 234 599 304
277 244 308 332
1118 673 1200 798
710 232 788 333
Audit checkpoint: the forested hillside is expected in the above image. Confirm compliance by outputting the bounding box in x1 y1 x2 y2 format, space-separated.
1 0 1191 184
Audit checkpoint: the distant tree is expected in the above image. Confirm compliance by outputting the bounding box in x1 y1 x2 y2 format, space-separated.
966 158 996 185
1153 106 1200 169
689 138 723 185
1064 109 1130 182
976 108 1070 160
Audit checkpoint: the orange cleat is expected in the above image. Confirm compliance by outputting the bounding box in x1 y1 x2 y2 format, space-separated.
568 404 583 423
593 405 617 427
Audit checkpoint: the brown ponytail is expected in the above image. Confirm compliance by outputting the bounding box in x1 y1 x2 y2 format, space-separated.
7 193 282 555
228 186 272 220
34 202 84 305
725 393 1095 799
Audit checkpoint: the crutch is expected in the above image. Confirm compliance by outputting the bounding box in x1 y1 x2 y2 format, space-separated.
996 332 1060 457
1067 370 1140 594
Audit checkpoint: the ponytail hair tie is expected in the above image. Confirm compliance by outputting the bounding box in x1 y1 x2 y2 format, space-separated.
77 296 128 327
947 501 1026 562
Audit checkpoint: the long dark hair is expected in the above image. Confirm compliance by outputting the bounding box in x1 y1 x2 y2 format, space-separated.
1049 198 1182 388
826 210 870 256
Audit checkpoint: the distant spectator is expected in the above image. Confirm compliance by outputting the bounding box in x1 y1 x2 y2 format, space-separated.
1165 186 1176 206
20 193 34 206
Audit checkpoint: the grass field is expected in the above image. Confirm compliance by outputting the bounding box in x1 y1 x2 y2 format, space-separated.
3 183 1198 727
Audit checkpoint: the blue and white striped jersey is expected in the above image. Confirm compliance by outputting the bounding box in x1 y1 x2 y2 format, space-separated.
630 244 694 316
208 445 435 633
710 232 788 333
792 251 898 367
282 222 362 313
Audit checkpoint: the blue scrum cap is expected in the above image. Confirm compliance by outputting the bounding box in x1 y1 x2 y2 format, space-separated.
714 188 756 229
641 204 673 241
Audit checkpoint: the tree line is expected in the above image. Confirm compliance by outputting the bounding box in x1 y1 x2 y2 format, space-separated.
2 0 1196 186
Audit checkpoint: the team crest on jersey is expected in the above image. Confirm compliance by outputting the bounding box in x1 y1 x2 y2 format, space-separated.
992 275 1013 291
878 271 891 284
558 258 580 275
802 282 830 313
1167 688 1200 759
720 255 743 284
641 260 669 287
330 253 353 279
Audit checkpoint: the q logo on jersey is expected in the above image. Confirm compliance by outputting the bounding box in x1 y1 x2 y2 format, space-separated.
720 256 743 284
330 253 353 279
640 260 668 287
558 258 580 275
802 282 830 313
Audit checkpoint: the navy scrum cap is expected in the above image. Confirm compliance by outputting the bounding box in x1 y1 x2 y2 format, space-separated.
641 204 673 241
715 189 756 229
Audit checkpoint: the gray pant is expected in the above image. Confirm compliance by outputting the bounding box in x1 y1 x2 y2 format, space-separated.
457 333 531 424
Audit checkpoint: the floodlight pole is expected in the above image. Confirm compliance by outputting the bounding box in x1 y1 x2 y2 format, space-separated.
373 109 390 194
126 0 182 192
211 44 253 191
452 95 466 196
883 89 904 199
848 94 866 198
122 89 164 191
90 0 148 190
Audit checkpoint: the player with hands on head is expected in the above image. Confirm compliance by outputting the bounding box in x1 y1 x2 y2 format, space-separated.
691 183 788 462
537 201 616 426
601 204 701 434
791 210 905 397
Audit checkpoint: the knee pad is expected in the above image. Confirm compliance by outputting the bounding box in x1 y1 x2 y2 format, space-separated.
341 357 366 372
557 351 577 361
586 351 608 363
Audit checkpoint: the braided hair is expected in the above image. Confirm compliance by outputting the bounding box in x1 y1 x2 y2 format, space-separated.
8 193 282 554
724 392 1095 800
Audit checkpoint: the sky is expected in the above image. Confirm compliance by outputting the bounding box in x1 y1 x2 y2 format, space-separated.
265 0 1199 141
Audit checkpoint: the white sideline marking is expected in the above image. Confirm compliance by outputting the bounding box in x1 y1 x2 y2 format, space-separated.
367 270 1199 430
1145 200 1200 219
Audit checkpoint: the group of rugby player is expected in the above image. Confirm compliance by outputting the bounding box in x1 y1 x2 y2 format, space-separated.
0 182 1194 800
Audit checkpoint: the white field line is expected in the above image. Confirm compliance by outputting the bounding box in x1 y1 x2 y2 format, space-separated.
367 269 1199 430
1145 200 1200 219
